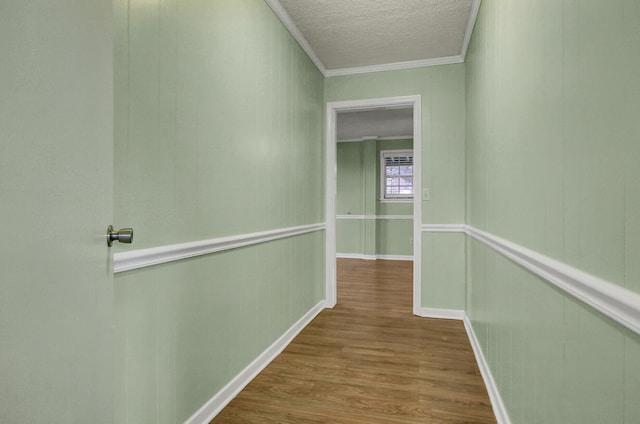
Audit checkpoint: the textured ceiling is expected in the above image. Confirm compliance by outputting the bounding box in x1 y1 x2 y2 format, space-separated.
266 0 479 141
337 108 413 142
276 0 476 72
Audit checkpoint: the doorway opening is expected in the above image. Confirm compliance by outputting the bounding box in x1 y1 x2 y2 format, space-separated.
325 96 422 314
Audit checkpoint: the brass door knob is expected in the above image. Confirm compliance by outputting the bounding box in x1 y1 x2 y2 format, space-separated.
107 225 134 247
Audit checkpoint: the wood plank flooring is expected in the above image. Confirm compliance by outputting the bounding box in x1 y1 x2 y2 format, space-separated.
211 259 496 423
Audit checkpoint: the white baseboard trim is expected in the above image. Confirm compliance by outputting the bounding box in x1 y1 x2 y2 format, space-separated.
336 253 376 260
336 253 413 261
113 223 325 274
413 308 510 423
376 254 414 261
416 308 511 424
463 315 511 424
415 307 465 320
184 300 325 424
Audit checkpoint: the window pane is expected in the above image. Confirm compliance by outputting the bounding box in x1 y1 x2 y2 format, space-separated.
386 166 399 176
400 177 413 185
399 166 413 175
399 187 413 194
387 187 399 195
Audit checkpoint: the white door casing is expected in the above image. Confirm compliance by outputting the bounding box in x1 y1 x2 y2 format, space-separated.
325 95 422 314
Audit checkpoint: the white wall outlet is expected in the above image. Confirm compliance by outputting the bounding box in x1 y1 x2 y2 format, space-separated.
422 188 431 201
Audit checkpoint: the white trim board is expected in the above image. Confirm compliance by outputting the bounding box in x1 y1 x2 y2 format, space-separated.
326 95 422 313
263 0 327 75
337 253 413 261
325 55 464 77
113 223 325 273
461 0 482 59
377 254 413 261
337 214 413 220
465 225 640 337
416 308 465 320
184 301 325 424
463 315 511 424
423 223 640 336
422 223 466 232
337 253 377 260
413 309 510 424
338 135 412 143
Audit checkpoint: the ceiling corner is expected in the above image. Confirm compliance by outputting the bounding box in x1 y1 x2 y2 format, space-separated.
263 0 328 76
460 0 482 60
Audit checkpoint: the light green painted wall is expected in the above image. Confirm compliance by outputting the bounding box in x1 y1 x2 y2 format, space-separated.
114 232 324 423
376 220 413 256
327 68 466 308
1 1 114 422
465 1 640 422
337 220 365 254
422 232 465 309
114 0 324 249
337 142 366 215
336 139 413 257
113 0 325 422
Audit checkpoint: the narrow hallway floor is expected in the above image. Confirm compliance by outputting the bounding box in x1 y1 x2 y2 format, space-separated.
211 258 496 423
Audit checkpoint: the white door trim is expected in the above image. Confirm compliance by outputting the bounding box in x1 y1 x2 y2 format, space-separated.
325 95 422 313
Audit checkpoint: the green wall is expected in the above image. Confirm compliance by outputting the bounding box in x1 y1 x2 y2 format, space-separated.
327 67 467 309
465 1 640 422
336 139 413 257
113 0 325 421
7 2 638 422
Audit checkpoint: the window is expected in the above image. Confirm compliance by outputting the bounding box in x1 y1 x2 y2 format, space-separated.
380 150 413 201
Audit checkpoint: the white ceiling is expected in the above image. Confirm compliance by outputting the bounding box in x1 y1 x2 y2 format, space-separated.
337 108 413 142
266 0 481 76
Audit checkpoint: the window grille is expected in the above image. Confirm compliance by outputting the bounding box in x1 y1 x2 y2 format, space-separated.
380 150 413 201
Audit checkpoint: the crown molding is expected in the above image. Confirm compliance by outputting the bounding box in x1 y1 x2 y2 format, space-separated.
461 0 482 59
325 55 464 77
338 135 413 143
263 0 327 75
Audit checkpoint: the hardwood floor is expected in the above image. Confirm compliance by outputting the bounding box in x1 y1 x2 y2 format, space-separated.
211 259 496 423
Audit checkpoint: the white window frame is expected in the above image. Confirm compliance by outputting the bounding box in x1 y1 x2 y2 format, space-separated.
380 149 414 203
